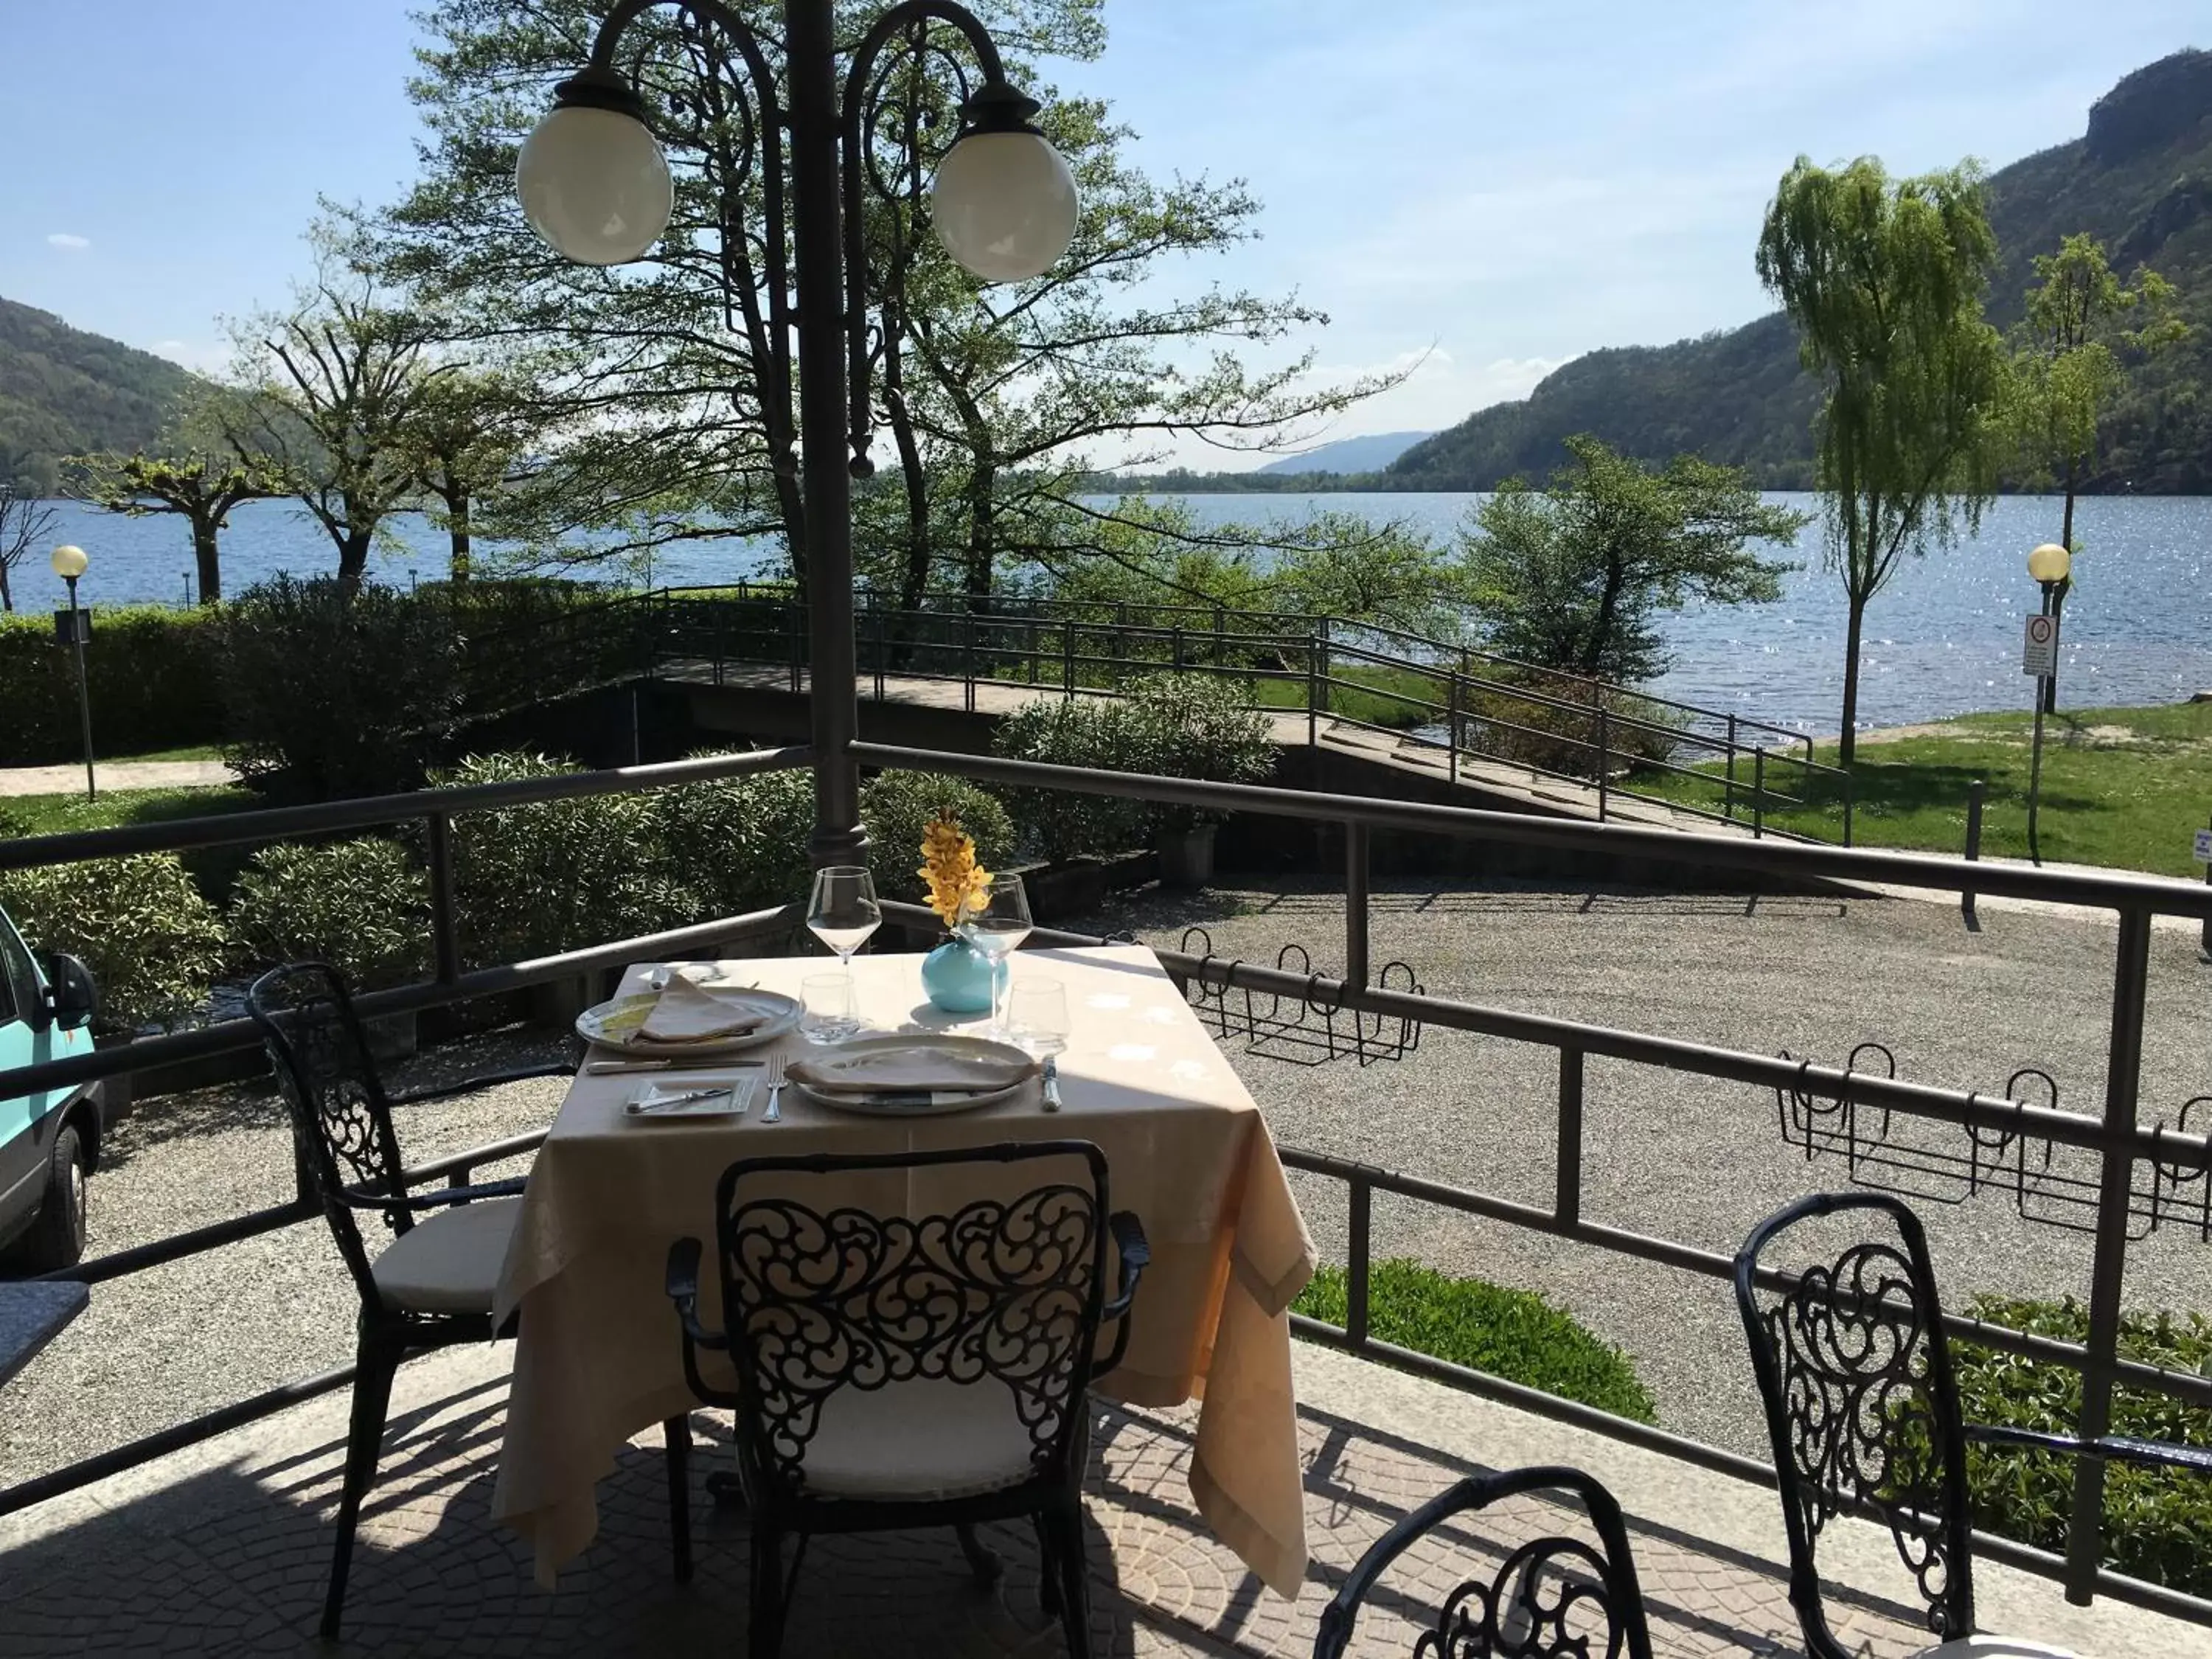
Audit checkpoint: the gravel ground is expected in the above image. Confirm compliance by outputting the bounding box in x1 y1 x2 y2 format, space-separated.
6 879 2208 1487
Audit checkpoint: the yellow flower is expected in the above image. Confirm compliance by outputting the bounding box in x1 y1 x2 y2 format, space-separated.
919 810 991 928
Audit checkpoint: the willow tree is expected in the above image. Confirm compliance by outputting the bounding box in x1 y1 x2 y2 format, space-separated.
369 0 1391 597
1757 157 2008 766
74 448 280 603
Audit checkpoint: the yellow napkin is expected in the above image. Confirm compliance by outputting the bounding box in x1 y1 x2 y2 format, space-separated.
639 976 769 1044
787 1043 1038 1096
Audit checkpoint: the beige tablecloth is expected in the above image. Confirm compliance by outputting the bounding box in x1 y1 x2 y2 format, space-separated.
491 944 1317 1597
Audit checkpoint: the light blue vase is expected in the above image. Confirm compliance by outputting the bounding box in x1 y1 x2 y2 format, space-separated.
920 935 1004 1015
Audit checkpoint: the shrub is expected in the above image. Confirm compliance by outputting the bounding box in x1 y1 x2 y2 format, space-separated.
1120 672 1276 835
229 838 431 990
220 576 462 799
1462 672 1681 779
860 772 1015 906
645 759 817 922
0 853 227 1032
1294 1257 1656 1425
1953 1294 2212 1598
0 605 224 766
439 752 684 966
991 698 1153 862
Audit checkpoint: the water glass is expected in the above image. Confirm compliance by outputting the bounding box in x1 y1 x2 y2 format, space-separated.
1007 977 1069 1056
799 972 857 1043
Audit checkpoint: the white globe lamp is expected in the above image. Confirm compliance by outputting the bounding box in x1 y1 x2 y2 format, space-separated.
930 86 1078 283
516 70 674 266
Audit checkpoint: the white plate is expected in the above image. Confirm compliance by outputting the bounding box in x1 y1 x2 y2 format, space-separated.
790 1034 1037 1118
577 987 801 1057
622 1076 759 1121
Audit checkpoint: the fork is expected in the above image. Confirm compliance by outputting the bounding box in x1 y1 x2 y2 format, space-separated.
762 1054 787 1124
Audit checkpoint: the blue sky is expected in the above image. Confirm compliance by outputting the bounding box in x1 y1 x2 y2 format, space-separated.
2 1 2202 466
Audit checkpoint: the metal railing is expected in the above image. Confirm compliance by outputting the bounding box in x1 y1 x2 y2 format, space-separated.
465 585 1854 844
4 741 2208 1623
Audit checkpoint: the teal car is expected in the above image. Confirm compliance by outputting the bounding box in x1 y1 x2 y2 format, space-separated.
0 906 104 1271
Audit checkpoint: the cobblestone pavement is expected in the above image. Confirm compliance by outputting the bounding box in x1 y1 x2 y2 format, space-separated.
0 1339 2063 1659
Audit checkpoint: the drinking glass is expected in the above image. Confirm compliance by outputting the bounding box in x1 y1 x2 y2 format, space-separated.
799 972 857 1043
807 866 881 969
958 872 1032 1037
1007 976 1069 1057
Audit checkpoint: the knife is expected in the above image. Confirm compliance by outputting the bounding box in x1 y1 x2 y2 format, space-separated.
1041 1056 1062 1113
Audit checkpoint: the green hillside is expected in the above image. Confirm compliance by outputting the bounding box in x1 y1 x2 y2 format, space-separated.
1386 49 2212 493
0 296 196 493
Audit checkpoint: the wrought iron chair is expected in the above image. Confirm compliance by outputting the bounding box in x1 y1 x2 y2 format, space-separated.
248 961 689 1639
1313 1465 1653 1659
664 1139 1150 1659
1734 1191 2212 1659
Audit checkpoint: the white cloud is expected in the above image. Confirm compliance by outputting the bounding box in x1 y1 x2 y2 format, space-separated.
46 232 90 251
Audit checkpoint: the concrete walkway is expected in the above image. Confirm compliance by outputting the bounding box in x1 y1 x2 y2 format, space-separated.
0 759 234 797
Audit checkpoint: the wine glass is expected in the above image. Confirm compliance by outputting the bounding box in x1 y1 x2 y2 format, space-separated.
807 866 881 970
959 872 1032 1037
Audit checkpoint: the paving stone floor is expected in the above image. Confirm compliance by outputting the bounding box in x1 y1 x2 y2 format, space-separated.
6 1340 2189 1659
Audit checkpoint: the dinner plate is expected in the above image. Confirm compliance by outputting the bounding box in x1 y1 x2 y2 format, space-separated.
577 987 801 1057
790 1034 1037 1117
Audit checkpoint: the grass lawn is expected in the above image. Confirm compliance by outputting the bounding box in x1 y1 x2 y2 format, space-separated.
1630 701 2212 877
1250 663 1442 730
1 784 260 839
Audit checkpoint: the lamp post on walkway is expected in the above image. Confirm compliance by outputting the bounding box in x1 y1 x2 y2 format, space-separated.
2024 540 2070 866
515 0 1080 868
49 543 95 801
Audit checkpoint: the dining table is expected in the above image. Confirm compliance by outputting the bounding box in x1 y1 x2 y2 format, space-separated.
490 942 1318 1599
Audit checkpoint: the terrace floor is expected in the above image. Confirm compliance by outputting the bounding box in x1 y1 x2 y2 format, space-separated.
0 1339 2188 1658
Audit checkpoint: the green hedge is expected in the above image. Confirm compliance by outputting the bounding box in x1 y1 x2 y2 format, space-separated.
1954 1294 2212 1599
1294 1258 1656 1424
0 851 228 1032
0 605 223 765
860 771 1015 908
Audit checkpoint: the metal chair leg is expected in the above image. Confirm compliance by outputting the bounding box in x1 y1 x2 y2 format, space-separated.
664 1413 692 1583
1048 1503 1091 1659
1032 1514 1062 1617
955 1521 1004 1586
748 1523 786 1659
321 1338 400 1641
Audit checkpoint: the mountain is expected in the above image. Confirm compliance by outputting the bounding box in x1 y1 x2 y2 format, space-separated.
1256 430 1433 475
0 297 197 493
1385 49 2212 493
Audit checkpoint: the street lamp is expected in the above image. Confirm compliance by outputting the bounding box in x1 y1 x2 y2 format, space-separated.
515 0 1081 866
49 543 95 801
2023 542 2071 866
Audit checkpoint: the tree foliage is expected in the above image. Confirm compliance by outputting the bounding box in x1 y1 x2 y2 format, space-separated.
1758 156 2008 765
72 449 281 603
1458 434 1804 682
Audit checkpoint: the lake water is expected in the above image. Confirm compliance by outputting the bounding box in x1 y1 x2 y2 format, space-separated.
15 491 2211 736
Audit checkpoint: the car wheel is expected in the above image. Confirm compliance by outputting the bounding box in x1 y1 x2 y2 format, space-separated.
20 1124 88 1271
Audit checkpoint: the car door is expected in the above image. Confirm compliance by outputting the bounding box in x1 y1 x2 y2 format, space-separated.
0 911 72 1231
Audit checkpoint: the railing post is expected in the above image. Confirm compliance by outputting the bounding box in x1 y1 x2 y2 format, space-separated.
1556 1047 1584 1226
1753 748 1766 839
1345 821 1370 990
964 615 976 714
1724 714 1738 821
1171 625 1185 670
1213 603 1225 667
873 605 886 701
1447 672 1461 785
2202 812 2211 959
426 813 460 986
1962 779 1984 928
1027 617 1039 686
2063 905 2153 1604
1063 617 1076 696
1841 762 1854 848
787 598 802 693
1346 1173 1371 1349
1307 635 1320 749
1595 706 1609 821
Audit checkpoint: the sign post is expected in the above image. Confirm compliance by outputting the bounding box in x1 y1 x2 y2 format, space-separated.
2024 613 2057 866
2197 821 2211 957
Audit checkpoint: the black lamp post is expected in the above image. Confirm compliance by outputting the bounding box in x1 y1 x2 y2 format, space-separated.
49 543 95 801
2024 540 2071 866
514 0 1079 868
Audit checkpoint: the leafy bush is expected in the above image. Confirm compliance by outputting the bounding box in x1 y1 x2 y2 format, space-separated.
229 838 431 990
1295 1258 1656 1425
1462 674 1682 779
439 752 682 966
860 772 1016 906
991 698 1153 862
0 605 224 766
1953 1294 2212 1598
0 853 227 1032
220 576 462 798
1120 672 1276 834
645 758 817 922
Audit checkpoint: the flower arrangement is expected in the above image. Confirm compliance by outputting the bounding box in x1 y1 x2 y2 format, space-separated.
919 810 993 929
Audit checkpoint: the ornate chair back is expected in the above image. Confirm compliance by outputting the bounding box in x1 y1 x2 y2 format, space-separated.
1733 1192 1975 1658
1314 1464 1652 1659
712 1140 1113 1505
247 961 412 1312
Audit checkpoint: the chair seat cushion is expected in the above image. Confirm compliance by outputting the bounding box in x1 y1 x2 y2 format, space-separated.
1913 1638 2081 1658
800 1376 1043 1501
371 1197 522 1315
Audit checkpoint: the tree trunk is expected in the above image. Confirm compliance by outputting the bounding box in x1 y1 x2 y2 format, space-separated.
1837 597 1865 770
338 530 373 595
963 459 995 608
447 487 472 585
190 518 222 604
0 560 12 613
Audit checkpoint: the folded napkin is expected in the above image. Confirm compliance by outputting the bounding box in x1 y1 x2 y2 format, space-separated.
639 975 768 1044
787 1043 1038 1097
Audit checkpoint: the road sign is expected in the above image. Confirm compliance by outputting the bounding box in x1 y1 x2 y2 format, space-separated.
2023 613 2056 678
2196 828 2212 864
